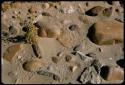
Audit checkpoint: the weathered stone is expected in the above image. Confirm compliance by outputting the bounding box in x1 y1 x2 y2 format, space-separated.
35 18 61 39
9 25 20 37
23 58 46 72
57 28 81 48
65 55 72 62
107 67 124 81
37 70 60 81
79 66 101 84
87 20 123 45
51 57 58 63
3 44 22 62
42 3 50 9
100 66 124 81
103 7 112 17
36 38 64 57
69 65 78 72
32 43 42 58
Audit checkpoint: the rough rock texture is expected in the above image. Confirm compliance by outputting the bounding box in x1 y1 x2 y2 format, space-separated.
88 20 123 45
3 44 23 62
1 1 124 84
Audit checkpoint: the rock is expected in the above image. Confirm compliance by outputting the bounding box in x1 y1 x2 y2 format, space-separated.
42 3 50 9
42 12 51 16
100 66 124 81
23 58 46 72
51 57 58 63
32 43 42 58
107 67 124 81
37 28 47 37
65 55 72 62
35 17 61 38
69 65 78 72
79 66 101 84
103 7 112 17
73 44 82 51
46 27 61 38
3 44 22 62
36 38 64 57
37 70 60 81
9 25 20 37
87 20 123 45
60 5 75 14
2 2 11 11
57 28 81 48
85 6 105 16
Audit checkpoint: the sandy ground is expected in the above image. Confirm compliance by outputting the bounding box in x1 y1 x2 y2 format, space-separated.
1 1 124 84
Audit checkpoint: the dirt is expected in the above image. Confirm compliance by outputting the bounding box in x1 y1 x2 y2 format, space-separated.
1 1 124 84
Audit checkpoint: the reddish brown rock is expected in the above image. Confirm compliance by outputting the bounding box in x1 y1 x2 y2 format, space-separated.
100 66 124 81
107 67 124 81
88 20 123 45
23 58 47 72
3 44 22 62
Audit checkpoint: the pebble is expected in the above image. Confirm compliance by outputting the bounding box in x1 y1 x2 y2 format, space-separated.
65 55 72 62
42 3 50 9
103 7 112 17
9 25 20 37
52 57 58 63
23 58 46 72
69 65 78 72
3 44 22 62
37 70 60 81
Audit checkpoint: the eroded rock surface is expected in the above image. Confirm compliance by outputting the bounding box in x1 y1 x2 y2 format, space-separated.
1 1 124 84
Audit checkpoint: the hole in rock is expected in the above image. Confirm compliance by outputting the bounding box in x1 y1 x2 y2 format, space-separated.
87 24 96 43
116 59 124 68
100 65 110 80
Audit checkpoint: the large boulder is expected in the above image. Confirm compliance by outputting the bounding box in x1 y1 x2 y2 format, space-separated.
87 20 123 45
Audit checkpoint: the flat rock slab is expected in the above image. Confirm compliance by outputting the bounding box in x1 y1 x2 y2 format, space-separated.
88 19 123 45
3 44 23 62
36 37 64 58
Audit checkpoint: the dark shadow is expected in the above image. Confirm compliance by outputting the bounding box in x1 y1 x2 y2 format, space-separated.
8 35 26 43
85 9 97 16
116 59 124 68
100 65 109 80
87 24 96 43
107 1 112 5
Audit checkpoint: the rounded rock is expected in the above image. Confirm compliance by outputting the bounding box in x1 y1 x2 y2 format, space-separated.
23 59 46 72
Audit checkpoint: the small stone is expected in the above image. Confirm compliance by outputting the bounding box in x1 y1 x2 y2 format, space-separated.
35 21 61 38
23 58 46 72
42 3 50 9
57 28 81 48
3 44 22 62
9 25 20 37
65 55 72 62
69 65 78 72
69 24 79 31
103 7 112 17
42 12 51 16
87 20 123 45
52 57 58 63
